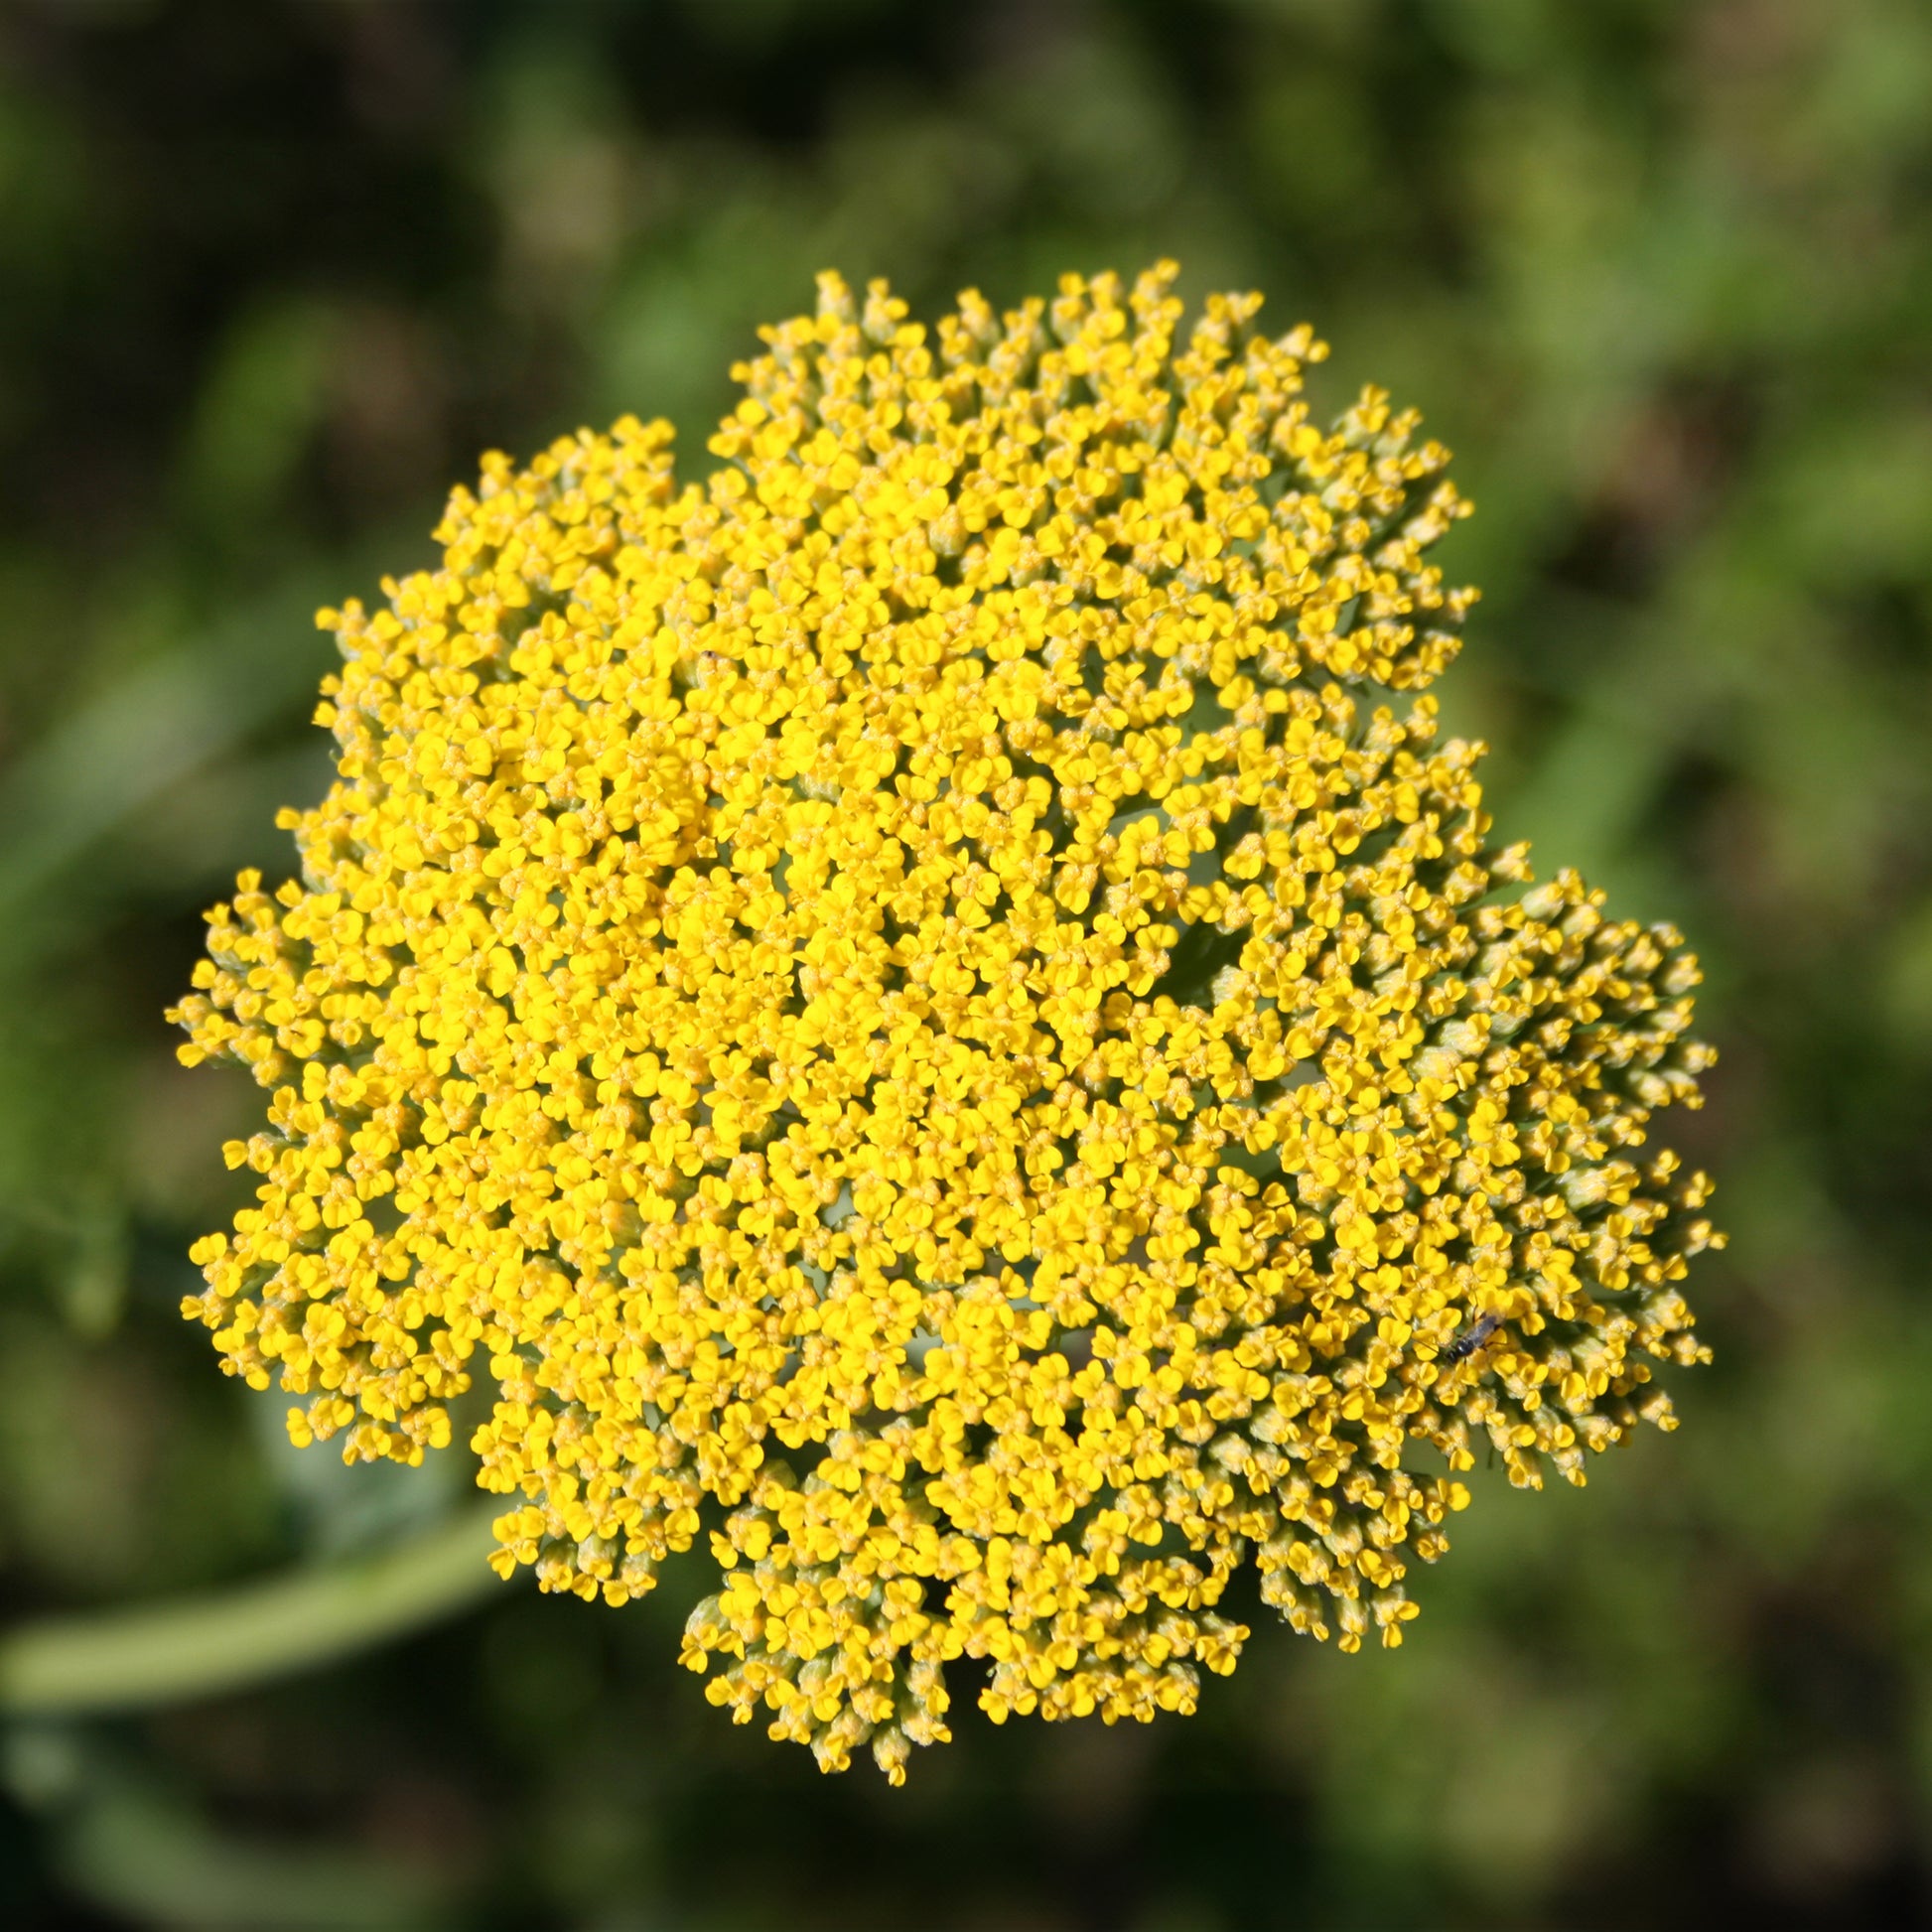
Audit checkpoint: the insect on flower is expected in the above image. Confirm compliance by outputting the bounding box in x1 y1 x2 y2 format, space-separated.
1437 1310 1504 1366
169 263 1724 1783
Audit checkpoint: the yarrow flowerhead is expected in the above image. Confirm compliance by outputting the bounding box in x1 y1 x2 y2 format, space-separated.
171 264 1722 1782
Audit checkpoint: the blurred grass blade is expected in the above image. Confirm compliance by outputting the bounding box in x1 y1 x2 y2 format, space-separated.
0 557 387 932
0 1500 504 1716
58 1774 445 1932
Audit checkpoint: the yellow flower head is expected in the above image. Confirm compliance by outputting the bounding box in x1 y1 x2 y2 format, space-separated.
170 264 1722 1783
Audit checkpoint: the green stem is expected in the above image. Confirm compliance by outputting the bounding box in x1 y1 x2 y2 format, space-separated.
0 1500 506 1718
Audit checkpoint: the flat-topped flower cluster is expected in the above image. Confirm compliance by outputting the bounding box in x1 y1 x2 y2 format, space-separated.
171 263 1721 1782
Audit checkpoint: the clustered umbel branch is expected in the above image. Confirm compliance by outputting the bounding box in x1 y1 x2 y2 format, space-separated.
170 263 1720 1784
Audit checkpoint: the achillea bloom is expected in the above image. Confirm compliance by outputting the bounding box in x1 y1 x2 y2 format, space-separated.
170 264 1722 1782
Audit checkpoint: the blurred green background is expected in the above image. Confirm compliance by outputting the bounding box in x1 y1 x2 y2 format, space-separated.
1 0 1929 1925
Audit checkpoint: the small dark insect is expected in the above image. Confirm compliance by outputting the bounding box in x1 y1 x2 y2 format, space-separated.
1439 1310 1504 1366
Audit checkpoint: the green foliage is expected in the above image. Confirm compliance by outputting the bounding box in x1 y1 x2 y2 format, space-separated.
1 0 1929 1924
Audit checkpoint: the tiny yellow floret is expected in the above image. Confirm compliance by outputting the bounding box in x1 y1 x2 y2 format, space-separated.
169 265 1721 1782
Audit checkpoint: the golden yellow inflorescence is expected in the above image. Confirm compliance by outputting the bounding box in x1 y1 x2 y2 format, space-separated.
171 264 1722 1782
